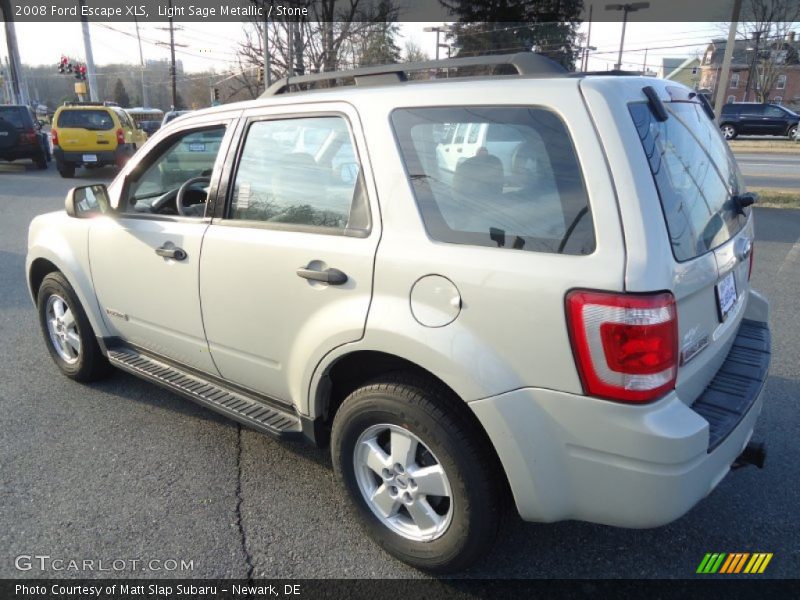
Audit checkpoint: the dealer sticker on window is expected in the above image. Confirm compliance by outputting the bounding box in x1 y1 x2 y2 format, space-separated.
716 271 737 321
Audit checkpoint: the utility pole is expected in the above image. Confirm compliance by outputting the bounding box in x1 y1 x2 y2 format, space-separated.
77 0 99 101
714 0 741 121
134 16 149 107
744 29 763 103
263 18 270 87
606 3 650 70
582 4 593 71
1 0 27 105
168 0 177 108
642 47 648 74
423 25 453 61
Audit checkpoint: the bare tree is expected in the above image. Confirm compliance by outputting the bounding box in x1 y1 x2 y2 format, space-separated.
724 0 800 102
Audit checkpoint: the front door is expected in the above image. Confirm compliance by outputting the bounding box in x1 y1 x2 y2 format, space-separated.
199 105 379 404
90 118 234 374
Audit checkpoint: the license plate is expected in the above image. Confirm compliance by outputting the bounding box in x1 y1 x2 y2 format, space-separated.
83 154 97 162
188 143 205 152
715 271 737 321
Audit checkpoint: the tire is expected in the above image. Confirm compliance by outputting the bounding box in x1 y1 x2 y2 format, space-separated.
788 125 797 140
331 373 502 573
721 124 738 140
37 272 111 382
56 161 75 178
34 149 48 170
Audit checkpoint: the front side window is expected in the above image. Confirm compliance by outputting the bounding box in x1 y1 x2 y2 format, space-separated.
391 106 595 255
124 126 227 216
228 116 369 233
629 101 747 262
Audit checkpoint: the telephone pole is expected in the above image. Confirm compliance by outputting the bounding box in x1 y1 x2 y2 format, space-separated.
77 0 99 101
134 16 149 107
1 0 27 105
168 0 177 108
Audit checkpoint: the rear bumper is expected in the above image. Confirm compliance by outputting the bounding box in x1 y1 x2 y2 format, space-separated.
54 144 133 167
471 313 770 528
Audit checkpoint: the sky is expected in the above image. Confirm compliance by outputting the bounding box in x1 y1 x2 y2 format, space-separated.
1 19 727 77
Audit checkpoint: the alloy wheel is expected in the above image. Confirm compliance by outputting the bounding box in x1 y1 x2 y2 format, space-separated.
45 294 81 364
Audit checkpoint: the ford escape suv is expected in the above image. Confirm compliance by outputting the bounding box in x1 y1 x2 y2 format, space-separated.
26 53 770 573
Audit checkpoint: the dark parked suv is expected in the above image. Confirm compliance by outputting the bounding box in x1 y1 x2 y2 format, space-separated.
719 102 799 139
0 105 50 169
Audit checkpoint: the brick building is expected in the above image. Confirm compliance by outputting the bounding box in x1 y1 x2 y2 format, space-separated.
699 32 800 110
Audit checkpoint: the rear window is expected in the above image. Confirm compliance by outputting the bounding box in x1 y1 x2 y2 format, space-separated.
391 106 595 255
0 107 27 129
57 109 114 131
629 101 747 262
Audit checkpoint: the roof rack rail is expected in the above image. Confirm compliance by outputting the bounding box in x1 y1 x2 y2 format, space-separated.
62 101 120 107
261 52 566 97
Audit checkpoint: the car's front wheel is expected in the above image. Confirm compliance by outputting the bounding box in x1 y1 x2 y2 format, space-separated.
721 124 738 140
331 374 502 573
37 272 110 382
788 125 798 139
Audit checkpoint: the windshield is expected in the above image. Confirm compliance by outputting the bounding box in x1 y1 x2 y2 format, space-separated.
57 110 114 131
629 101 748 262
0 107 26 129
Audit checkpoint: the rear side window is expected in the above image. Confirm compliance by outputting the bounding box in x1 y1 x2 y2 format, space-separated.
0 107 27 128
629 101 747 262
57 110 114 131
391 106 595 255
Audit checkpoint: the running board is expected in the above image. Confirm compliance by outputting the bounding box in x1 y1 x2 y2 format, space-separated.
107 347 302 439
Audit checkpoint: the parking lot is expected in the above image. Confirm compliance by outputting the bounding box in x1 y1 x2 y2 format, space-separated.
0 162 798 579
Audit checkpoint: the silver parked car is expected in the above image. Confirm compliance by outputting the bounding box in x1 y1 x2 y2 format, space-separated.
26 54 770 572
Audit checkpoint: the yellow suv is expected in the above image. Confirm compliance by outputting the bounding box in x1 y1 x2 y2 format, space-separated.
51 102 141 178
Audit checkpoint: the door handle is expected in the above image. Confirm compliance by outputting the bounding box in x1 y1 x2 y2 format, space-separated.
155 245 187 260
296 266 348 285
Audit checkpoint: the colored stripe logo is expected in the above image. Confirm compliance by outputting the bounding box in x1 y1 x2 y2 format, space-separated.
697 552 773 574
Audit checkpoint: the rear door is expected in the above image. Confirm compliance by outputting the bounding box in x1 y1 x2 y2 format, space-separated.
627 95 754 403
739 104 768 134
199 102 380 405
55 108 116 152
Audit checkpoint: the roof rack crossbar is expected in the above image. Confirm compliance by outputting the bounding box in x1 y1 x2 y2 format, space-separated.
261 52 566 97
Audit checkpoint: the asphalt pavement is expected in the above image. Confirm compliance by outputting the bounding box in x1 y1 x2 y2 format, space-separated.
734 152 800 190
0 161 798 579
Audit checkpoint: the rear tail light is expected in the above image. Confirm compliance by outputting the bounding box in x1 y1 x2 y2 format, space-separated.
566 290 678 403
748 243 755 280
19 130 37 144
51 129 59 146
116 128 125 145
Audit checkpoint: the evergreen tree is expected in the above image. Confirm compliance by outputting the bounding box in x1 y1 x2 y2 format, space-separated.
440 0 583 70
112 79 131 107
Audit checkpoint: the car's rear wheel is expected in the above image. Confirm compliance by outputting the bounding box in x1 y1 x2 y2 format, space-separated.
331 374 502 572
34 149 48 170
721 124 738 140
56 161 75 178
37 272 110 382
788 125 797 139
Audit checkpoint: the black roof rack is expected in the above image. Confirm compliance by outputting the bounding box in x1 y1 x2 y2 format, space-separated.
260 52 566 97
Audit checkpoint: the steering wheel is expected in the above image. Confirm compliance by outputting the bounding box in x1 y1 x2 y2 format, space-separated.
176 176 211 217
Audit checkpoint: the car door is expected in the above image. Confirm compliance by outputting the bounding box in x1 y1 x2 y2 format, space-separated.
762 105 788 135
199 103 380 405
739 104 767 134
89 115 238 374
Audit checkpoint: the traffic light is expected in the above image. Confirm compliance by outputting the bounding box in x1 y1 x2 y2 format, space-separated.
73 64 86 80
58 56 68 74
213 88 219 101
258 66 265 85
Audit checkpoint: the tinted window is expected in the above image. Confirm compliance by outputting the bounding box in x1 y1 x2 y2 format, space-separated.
228 116 369 233
57 109 114 130
764 106 786 118
0 106 27 128
629 101 747 262
742 104 765 116
391 106 595 255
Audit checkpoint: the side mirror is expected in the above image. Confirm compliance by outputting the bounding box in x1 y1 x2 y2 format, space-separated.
65 184 111 218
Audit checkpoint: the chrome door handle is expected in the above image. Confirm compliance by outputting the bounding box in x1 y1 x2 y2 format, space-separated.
296 266 348 285
155 245 187 260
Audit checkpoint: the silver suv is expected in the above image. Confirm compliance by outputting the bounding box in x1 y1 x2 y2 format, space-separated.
26 54 770 572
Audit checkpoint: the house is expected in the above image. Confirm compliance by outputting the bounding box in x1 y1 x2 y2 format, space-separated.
664 56 702 89
698 32 800 109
